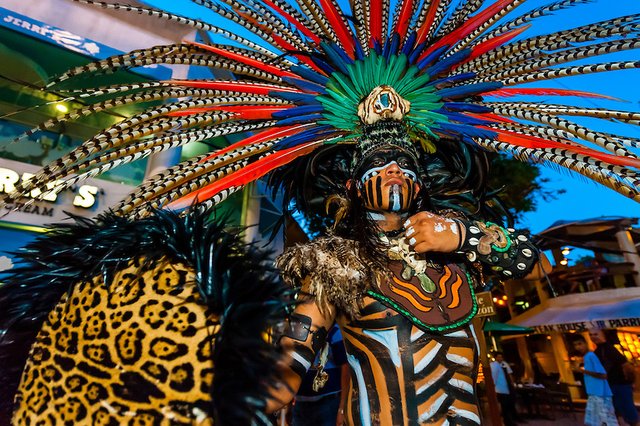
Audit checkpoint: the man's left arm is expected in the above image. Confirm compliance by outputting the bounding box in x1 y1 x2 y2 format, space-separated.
405 211 539 279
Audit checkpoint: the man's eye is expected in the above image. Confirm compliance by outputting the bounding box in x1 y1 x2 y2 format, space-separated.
398 158 411 168
371 158 385 166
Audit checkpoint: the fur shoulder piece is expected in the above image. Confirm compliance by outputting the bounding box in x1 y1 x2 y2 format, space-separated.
276 235 386 318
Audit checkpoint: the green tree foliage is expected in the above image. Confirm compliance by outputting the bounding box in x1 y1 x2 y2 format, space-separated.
489 155 563 223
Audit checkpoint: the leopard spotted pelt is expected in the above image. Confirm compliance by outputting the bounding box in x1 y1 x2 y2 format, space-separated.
12 258 217 426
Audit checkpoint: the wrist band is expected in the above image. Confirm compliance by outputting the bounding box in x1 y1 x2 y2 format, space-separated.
454 219 464 251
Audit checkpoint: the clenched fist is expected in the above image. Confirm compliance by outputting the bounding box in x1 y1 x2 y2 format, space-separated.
403 211 465 254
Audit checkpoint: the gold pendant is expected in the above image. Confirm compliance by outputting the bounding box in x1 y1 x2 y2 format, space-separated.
418 272 436 293
312 369 329 392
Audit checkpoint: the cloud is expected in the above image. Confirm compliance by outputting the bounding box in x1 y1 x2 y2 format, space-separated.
0 256 14 272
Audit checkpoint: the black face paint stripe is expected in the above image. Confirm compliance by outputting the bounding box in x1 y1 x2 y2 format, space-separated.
375 175 383 208
367 178 375 207
405 178 413 208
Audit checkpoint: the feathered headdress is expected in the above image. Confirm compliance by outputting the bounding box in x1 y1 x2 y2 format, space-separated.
4 0 640 218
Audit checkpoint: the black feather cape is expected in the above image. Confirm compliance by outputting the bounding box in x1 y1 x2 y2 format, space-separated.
0 208 290 425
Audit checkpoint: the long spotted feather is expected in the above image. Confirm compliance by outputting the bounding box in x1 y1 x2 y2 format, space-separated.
5 0 640 217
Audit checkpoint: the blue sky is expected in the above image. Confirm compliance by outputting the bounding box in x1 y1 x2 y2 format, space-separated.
143 0 640 241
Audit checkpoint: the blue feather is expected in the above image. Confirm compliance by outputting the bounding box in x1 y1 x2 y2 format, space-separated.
321 42 353 75
289 64 329 85
272 91 321 104
416 45 449 71
272 105 323 119
274 126 335 149
373 39 383 55
309 55 336 75
429 72 476 87
408 40 428 64
436 122 497 140
388 33 401 57
382 35 392 59
437 82 503 99
443 102 492 113
435 109 493 126
424 49 471 76
281 77 328 94
354 38 366 60
275 113 325 126
401 32 417 56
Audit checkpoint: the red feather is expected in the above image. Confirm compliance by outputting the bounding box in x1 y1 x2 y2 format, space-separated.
415 0 442 45
167 105 293 119
484 88 620 100
187 41 297 78
454 25 530 70
419 0 518 61
393 0 414 40
317 0 355 57
167 141 321 210
260 0 321 44
369 0 383 47
198 124 313 162
165 80 306 95
485 127 640 168
465 112 517 124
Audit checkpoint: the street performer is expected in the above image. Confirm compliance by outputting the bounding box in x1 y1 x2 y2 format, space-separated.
1 0 639 424
270 92 538 424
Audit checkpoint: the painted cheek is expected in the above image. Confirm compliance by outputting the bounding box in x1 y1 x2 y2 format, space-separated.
362 175 387 211
363 177 416 212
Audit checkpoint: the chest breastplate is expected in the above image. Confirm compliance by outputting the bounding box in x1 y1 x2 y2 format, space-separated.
369 238 477 332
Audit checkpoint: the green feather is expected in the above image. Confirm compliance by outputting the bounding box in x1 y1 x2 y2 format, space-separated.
399 71 432 93
332 73 361 102
347 62 364 94
388 55 408 87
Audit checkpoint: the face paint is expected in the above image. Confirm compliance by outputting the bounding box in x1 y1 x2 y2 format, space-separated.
357 150 419 212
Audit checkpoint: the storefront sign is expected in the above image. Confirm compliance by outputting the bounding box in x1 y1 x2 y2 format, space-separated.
0 158 133 227
533 317 640 333
0 6 171 79
0 168 99 209
475 291 496 318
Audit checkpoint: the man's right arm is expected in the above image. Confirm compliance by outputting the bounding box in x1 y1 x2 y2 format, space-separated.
266 286 337 412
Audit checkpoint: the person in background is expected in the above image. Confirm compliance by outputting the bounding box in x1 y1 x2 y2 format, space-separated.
572 335 619 426
589 330 638 426
292 324 348 426
491 351 520 426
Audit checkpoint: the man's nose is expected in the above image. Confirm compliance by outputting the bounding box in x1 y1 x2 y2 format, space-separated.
385 162 401 175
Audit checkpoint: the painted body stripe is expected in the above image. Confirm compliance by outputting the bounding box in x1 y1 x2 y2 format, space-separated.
347 354 372 426
416 365 448 395
448 377 474 394
413 341 442 374
337 297 479 425
449 406 482 423
362 328 402 367
446 351 473 367
375 175 383 207
418 392 448 422
410 327 425 342
291 350 312 371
